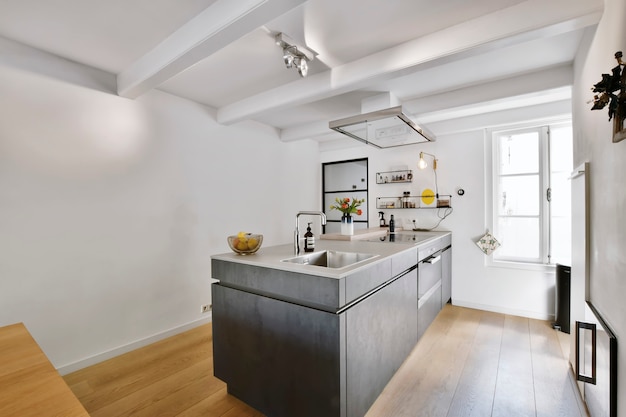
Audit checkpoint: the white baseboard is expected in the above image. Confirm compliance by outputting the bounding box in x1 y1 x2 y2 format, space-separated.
452 300 554 321
57 314 212 376
57 302 554 376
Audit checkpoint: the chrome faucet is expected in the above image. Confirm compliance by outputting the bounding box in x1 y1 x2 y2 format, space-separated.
295 211 327 254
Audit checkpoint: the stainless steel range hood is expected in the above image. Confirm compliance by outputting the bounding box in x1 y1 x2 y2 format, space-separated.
329 106 435 148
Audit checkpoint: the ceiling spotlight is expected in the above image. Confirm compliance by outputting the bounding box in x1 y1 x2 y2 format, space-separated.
295 56 308 77
275 32 316 78
283 47 295 68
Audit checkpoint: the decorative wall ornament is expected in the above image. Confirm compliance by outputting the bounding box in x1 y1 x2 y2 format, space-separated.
590 51 626 142
475 231 500 255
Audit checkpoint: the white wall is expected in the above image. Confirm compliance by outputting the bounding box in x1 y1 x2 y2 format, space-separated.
0 38 320 373
321 102 572 321
572 0 626 413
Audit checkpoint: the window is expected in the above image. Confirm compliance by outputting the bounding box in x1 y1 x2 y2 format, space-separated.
490 122 572 265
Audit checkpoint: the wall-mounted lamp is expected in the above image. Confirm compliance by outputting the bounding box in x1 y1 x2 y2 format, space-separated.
275 32 316 78
418 152 438 170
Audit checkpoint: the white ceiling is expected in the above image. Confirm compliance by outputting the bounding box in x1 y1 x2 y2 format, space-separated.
0 0 604 146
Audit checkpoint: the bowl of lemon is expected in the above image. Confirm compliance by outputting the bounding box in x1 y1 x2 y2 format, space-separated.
227 232 263 255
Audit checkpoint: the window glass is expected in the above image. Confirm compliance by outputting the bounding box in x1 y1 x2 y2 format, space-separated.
497 175 540 216
496 217 540 260
550 216 571 264
549 124 573 264
498 132 539 175
491 121 572 265
550 125 573 172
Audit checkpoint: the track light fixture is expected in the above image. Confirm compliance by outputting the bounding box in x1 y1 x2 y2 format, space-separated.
275 32 314 78
293 56 308 77
283 46 295 68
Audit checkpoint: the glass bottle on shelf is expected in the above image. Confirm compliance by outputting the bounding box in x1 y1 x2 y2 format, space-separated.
402 191 409 208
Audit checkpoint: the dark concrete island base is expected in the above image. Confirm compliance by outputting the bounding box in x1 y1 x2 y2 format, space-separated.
210 232 451 417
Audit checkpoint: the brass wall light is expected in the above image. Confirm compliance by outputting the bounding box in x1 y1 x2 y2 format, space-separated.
418 152 437 170
418 151 449 208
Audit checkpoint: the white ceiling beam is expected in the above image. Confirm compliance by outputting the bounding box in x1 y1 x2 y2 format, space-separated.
416 87 572 125
279 65 574 142
217 0 602 125
280 120 329 142
425 99 573 137
404 64 574 118
117 0 306 98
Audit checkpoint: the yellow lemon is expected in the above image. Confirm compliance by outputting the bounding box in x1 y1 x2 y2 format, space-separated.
247 237 258 250
237 241 249 251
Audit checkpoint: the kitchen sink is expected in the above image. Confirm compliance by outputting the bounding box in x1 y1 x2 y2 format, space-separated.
281 250 378 269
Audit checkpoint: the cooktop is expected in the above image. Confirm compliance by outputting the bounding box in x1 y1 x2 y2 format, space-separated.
367 232 435 244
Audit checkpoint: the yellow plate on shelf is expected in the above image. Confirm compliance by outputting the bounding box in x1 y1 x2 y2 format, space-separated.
421 189 435 205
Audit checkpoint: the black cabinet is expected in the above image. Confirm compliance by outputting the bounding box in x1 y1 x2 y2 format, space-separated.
553 264 571 333
346 267 417 417
212 261 418 417
212 284 342 417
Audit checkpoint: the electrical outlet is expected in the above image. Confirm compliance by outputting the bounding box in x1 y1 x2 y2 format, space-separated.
201 304 211 313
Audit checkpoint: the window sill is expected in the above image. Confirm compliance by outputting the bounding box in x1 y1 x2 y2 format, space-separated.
486 259 556 272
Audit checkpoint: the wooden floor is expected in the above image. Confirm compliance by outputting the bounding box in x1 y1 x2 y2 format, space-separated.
365 305 587 417
63 305 587 417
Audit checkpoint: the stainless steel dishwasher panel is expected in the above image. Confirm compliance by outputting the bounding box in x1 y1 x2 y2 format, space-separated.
417 250 443 339
418 250 442 298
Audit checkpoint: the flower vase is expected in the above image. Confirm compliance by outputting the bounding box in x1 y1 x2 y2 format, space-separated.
340 214 354 236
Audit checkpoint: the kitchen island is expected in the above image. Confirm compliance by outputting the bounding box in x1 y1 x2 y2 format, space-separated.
210 231 451 417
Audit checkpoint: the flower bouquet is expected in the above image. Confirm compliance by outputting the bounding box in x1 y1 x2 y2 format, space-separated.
330 197 365 235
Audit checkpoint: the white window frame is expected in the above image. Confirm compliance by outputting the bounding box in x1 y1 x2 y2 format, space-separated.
485 119 571 271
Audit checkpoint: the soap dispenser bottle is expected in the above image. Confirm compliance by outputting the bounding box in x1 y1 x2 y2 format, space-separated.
389 215 395 233
379 211 386 227
304 222 315 252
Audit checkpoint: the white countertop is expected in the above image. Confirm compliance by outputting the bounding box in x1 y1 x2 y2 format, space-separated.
211 231 451 278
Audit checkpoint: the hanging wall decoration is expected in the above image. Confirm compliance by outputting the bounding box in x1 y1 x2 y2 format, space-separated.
590 51 626 143
475 231 501 256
